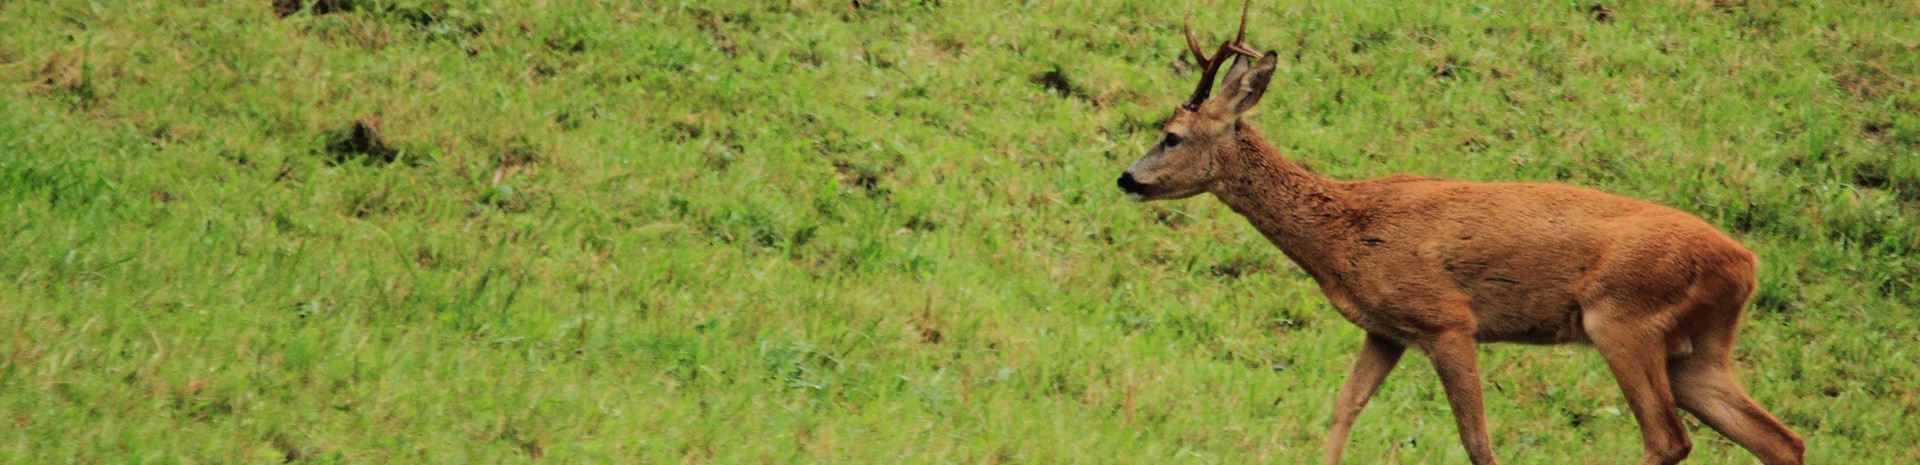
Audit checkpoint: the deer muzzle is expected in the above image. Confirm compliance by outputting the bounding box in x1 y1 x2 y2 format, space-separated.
1117 171 1150 201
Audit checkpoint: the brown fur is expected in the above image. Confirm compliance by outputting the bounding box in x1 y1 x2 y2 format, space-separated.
1118 45 1804 465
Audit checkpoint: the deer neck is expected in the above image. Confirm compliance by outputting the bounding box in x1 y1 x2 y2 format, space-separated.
1209 123 1354 281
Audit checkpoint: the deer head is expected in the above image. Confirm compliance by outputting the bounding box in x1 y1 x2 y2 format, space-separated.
1118 2 1280 202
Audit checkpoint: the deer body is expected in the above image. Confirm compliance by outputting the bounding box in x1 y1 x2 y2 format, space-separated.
1116 6 1804 464
1211 129 1746 348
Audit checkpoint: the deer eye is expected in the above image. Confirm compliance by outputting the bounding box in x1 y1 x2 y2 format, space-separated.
1161 133 1183 148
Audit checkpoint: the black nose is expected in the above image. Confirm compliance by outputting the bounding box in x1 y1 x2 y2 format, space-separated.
1117 172 1147 194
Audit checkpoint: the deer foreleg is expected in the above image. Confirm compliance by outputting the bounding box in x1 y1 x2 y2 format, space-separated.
1427 331 1499 465
1323 333 1405 465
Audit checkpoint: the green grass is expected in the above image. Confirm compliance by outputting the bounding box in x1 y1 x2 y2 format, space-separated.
1 0 1916 463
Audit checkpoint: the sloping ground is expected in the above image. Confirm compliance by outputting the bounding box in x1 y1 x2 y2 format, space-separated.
1 1 1915 463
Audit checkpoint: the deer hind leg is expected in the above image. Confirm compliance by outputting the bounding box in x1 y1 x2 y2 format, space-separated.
1583 302 1693 465
1322 333 1405 465
1667 305 1805 465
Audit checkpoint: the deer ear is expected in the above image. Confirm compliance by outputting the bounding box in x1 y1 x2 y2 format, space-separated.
1218 54 1252 97
1220 51 1279 115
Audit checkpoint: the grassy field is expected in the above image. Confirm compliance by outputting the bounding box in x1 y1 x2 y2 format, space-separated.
2 0 1917 463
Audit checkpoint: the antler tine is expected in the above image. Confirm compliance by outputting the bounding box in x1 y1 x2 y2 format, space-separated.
1229 0 1260 58
1185 40 1236 109
1234 0 1251 44
1183 22 1210 65
1227 42 1260 59
1182 0 1262 109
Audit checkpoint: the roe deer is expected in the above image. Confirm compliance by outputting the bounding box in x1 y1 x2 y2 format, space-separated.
1115 4 1804 464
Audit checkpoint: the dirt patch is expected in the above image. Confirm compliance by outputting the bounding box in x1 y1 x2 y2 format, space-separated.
852 0 943 11
1850 159 1920 202
1432 57 1469 80
496 137 540 169
1148 207 1191 229
1587 4 1614 23
1031 67 1087 101
323 117 398 165
932 35 968 56
688 9 740 56
668 116 704 140
832 160 890 198
1826 41 1916 100
903 212 939 232
33 53 84 91
1029 65 1117 106
1208 255 1275 280
545 35 586 54
32 52 97 107
1864 120 1893 136
272 0 356 17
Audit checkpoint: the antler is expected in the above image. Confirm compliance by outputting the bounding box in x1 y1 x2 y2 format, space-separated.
1182 0 1262 110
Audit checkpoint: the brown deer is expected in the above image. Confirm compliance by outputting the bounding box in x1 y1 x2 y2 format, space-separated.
1115 4 1804 465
